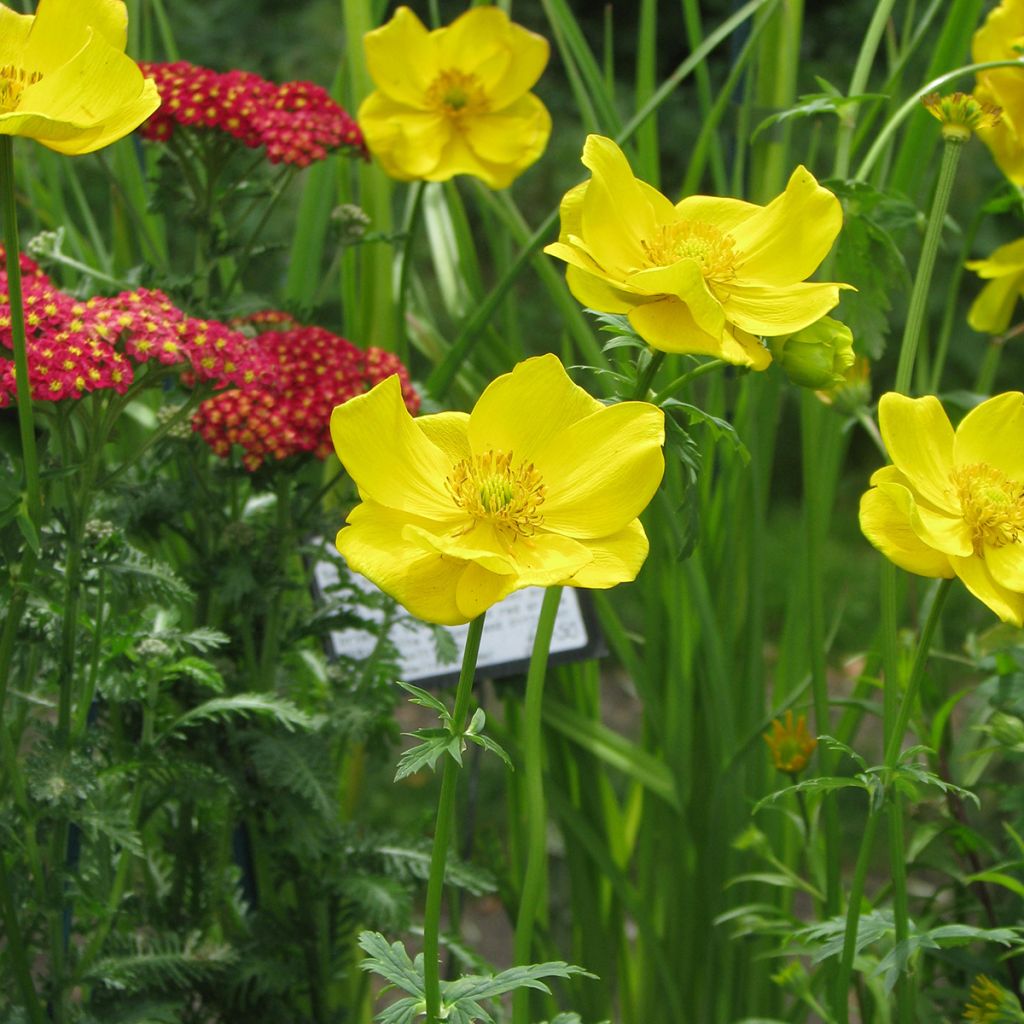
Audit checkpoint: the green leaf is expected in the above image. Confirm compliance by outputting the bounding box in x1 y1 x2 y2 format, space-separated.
467 732 513 771
394 733 453 781
753 776 867 814
396 680 452 723
161 695 315 740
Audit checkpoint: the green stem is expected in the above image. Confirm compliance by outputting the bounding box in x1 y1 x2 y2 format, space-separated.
632 350 665 401
893 138 963 395
833 0 896 179
973 337 1004 396
0 137 41 532
396 180 427 367
650 359 726 405
422 614 486 1024
512 586 563 1024
0 852 47 1024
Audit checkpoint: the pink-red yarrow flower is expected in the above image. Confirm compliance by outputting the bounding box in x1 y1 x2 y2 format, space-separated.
0 249 276 405
138 62 366 167
193 317 418 471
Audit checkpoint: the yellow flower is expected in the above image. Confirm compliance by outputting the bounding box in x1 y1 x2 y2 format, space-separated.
763 711 817 775
330 354 665 626
921 91 1001 142
972 0 1024 185
0 0 160 155
966 238 1024 334
543 135 847 369
964 974 1024 1022
859 392 1024 626
358 5 551 188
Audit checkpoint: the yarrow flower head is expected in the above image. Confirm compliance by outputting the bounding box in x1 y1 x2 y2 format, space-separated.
922 91 1001 142
859 392 1024 626
330 354 664 626
544 136 849 369
963 974 1024 1022
138 61 365 167
0 0 159 154
358 5 551 188
972 0 1024 184
763 711 817 775
965 238 1024 335
193 317 418 471
0 248 275 406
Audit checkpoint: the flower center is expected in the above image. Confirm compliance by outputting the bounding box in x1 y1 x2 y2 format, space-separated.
426 69 489 120
0 64 41 114
445 450 545 539
640 220 737 282
952 462 1024 552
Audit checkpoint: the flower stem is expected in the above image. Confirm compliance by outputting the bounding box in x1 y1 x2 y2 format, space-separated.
650 358 726 405
396 180 427 366
0 852 46 1024
632 349 666 401
893 138 963 395
422 613 486 1024
973 336 1004 396
512 586 563 1024
0 137 41 531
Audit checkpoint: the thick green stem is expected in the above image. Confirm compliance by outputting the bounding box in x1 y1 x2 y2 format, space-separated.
512 586 563 1024
0 852 47 1024
894 138 963 395
422 614 486 1024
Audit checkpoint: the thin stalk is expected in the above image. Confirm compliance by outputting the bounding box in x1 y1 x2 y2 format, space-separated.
422 614 486 1024
632 350 665 401
0 137 42 534
650 358 725 405
395 180 427 367
893 138 963 395
512 586 563 1024
833 0 897 178
973 337 1004 395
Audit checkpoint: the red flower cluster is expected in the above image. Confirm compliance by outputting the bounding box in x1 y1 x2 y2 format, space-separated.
138 62 366 167
193 318 418 471
0 249 276 406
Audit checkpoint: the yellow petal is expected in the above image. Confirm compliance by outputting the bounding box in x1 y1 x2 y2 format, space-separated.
967 273 1024 334
965 237 1024 278
7 38 159 155
877 393 956 511
436 6 509 73
553 180 586 241
461 93 551 167
673 193 758 232
468 353 604 466
723 279 843 336
563 264 636 314
627 259 726 336
416 411 472 463
406 521 517 576
330 375 458 522
976 109 1024 187
363 6 437 108
560 519 650 588
953 392 1024 482
986 541 1024 592
426 123 531 189
358 91 449 180
455 562 515 621
951 554 1024 627
536 401 665 539
337 502 467 627
729 165 842 285
859 487 955 579
874 481 972 557
0 7 33 67
579 135 657 276
487 22 549 107
627 298 771 368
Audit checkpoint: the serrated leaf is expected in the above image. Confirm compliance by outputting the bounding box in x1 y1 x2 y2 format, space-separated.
394 735 452 781
753 776 866 814
161 695 315 740
467 732 513 771
396 680 451 721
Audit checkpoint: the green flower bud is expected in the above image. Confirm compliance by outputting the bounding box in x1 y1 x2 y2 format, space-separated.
770 316 855 390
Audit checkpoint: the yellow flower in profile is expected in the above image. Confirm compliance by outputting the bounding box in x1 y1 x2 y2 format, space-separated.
0 0 160 155
964 974 1024 1022
972 0 1024 185
859 392 1024 626
966 238 1024 334
763 711 817 775
358 5 551 189
330 354 665 626
921 91 1001 142
543 135 847 369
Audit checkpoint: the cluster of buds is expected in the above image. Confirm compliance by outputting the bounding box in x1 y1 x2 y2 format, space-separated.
0 249 275 406
192 318 418 471
138 61 366 167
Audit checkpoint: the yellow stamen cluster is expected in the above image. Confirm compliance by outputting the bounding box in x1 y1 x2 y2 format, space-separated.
427 69 489 120
446 450 545 540
922 91 1001 142
763 711 817 775
0 64 41 113
640 220 738 282
952 463 1024 553
964 974 1024 1022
